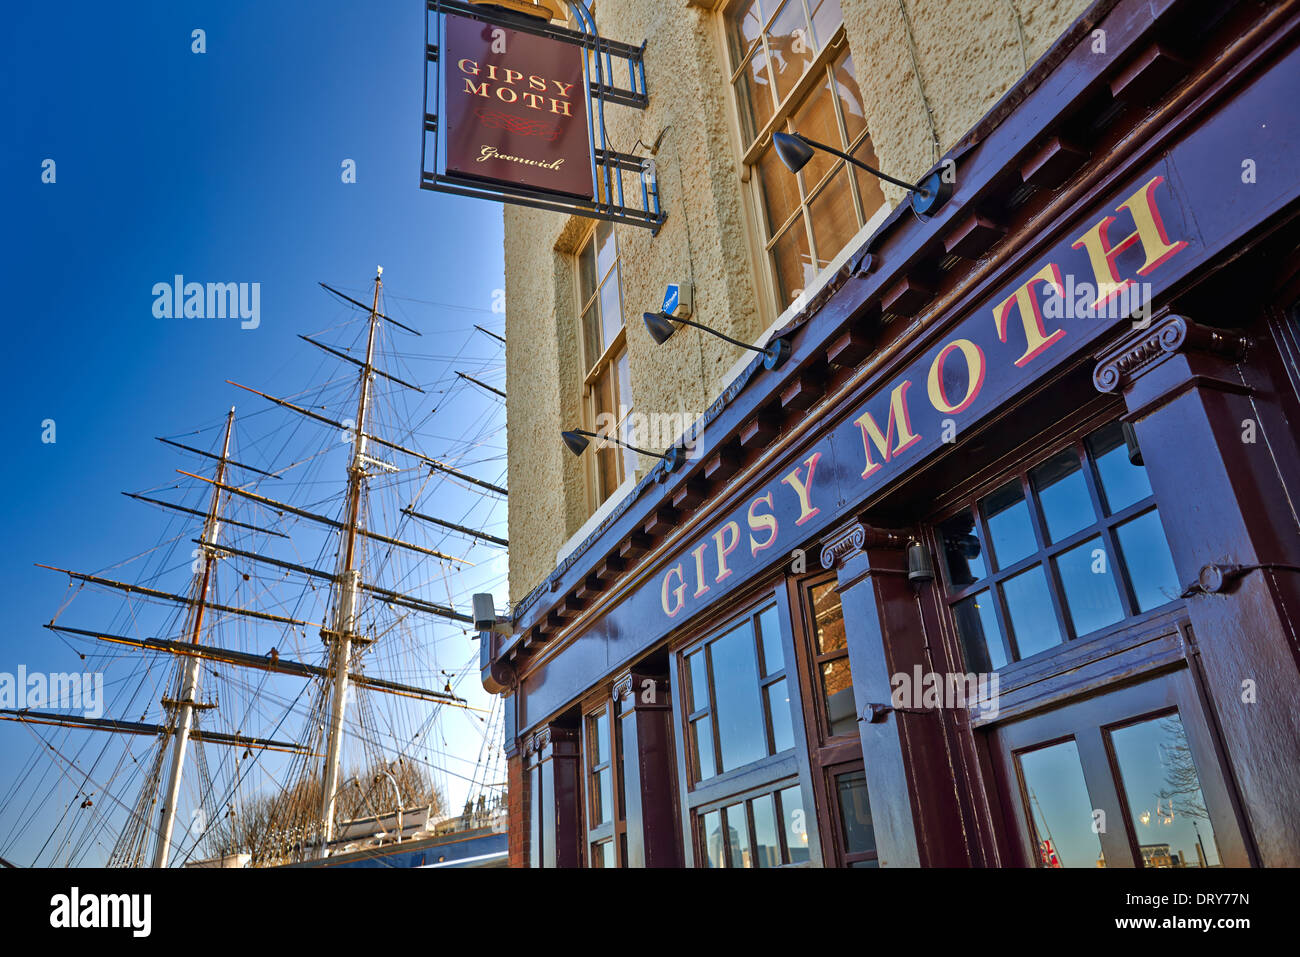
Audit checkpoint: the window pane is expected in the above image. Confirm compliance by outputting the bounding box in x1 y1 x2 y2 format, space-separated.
726 0 765 65
832 50 865 144
1110 713 1221 867
1019 739 1105 868
1031 448 1094 543
820 659 856 736
733 50 775 143
1116 509 1181 612
590 711 609 766
810 582 845 654
953 589 1006 671
725 803 753 867
982 480 1038 569
808 0 844 50
1088 421 1153 513
766 0 816 103
835 770 875 856
693 717 717 781
709 622 768 771
1001 564 1061 659
1055 536 1124 637
939 509 988 586
595 219 617 279
592 368 620 500
581 303 602 370
701 810 724 868
686 649 708 712
578 238 598 307
779 785 810 863
615 349 631 413
809 165 858 271
757 142 801 235
598 261 623 346
757 604 784 675
592 768 612 826
792 78 839 190
592 840 615 868
766 678 795 752
751 793 781 867
771 216 814 309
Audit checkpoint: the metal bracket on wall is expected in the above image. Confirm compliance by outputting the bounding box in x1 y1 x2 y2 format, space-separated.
1180 561 1300 597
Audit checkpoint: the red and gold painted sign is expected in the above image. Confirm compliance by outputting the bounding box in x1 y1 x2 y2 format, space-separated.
654 172 1189 620
443 14 594 199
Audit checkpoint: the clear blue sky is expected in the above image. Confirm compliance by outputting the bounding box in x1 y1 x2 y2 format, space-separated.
0 1 508 864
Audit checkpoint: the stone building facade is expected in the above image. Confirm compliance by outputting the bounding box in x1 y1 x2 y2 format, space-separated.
484 0 1300 869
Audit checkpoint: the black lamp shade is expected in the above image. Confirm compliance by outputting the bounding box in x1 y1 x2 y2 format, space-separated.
907 540 935 583
643 311 678 345
773 132 814 174
561 430 590 456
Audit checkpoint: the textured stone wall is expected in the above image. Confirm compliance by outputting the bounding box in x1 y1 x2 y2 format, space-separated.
504 0 1091 604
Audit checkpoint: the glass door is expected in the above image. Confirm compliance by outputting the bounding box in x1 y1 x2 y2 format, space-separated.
993 668 1251 867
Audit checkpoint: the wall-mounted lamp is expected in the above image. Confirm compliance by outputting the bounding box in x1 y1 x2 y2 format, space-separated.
907 539 935 583
772 131 953 216
562 427 684 472
1121 421 1144 466
643 311 792 370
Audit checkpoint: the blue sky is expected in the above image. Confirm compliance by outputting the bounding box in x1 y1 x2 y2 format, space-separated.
0 1 509 865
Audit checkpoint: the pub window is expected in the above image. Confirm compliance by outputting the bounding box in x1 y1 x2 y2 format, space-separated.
583 698 627 867
723 0 888 312
679 599 812 866
683 602 793 782
577 219 635 510
699 781 811 867
937 419 1183 670
805 578 856 738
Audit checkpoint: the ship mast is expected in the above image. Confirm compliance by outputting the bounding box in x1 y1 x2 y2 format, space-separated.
317 267 382 856
151 407 235 868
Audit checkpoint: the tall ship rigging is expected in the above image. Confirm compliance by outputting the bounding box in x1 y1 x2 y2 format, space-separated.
0 270 509 868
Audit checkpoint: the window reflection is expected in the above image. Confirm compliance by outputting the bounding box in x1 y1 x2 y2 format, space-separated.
1019 740 1105 868
1088 421 1154 513
953 590 1005 671
1001 565 1061 658
725 802 753 867
710 622 768 772
1055 537 1124 637
811 582 856 737
752 793 781 867
779 784 810 863
983 481 1037 569
1031 449 1094 543
1111 713 1221 867
835 770 875 857
1116 510 1181 612
941 419 1181 672
702 809 724 868
686 603 791 782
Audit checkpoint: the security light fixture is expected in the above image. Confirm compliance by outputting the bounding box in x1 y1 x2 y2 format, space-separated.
561 428 684 472
642 311 792 370
772 131 953 216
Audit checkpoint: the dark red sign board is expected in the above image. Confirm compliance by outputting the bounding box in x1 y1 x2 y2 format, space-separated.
442 14 594 199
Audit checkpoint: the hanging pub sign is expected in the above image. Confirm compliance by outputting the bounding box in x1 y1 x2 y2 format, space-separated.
422 1 665 232
443 13 594 199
